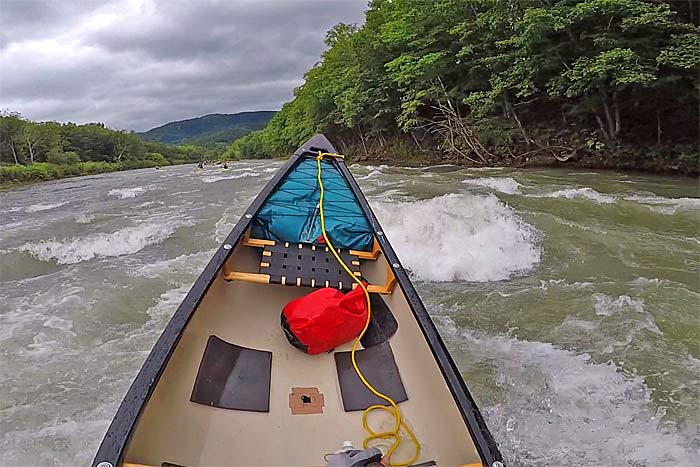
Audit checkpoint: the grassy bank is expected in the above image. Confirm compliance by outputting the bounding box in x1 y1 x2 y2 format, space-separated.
0 160 176 190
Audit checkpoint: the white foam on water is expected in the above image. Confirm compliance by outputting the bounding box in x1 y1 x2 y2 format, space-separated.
131 251 212 279
42 316 76 336
25 331 59 356
624 194 700 215
0 284 191 466
24 201 70 213
465 166 505 171
18 221 183 264
357 169 382 180
629 276 664 287
363 164 390 171
592 293 646 316
416 163 456 170
213 206 241 242
170 190 198 196
539 279 596 290
1 417 109 466
75 213 95 224
587 293 662 352
0 284 85 345
435 315 695 466
557 293 663 354
530 187 616 204
463 177 522 194
117 285 191 350
107 186 146 199
627 276 692 291
371 193 541 282
201 172 259 183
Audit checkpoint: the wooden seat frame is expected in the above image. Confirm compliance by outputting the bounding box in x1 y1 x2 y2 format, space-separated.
222 232 396 295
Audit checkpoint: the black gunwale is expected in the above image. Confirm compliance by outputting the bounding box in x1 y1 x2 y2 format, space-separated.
92 134 503 467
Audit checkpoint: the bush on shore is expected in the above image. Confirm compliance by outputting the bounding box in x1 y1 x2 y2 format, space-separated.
0 161 144 185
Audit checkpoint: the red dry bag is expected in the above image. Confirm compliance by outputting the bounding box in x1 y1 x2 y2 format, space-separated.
281 285 368 355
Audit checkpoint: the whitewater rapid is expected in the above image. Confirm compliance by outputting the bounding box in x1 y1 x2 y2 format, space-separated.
1 161 698 466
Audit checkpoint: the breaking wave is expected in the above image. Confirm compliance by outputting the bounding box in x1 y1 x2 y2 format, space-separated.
19 222 183 264
531 187 616 204
74 213 95 224
592 293 645 316
554 292 664 356
463 177 522 194
201 172 259 183
372 193 541 282
434 315 695 467
213 206 241 242
357 169 382 180
624 194 700 215
107 187 146 199
24 201 70 213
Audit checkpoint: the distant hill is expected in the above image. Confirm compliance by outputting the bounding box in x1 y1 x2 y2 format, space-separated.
138 111 275 146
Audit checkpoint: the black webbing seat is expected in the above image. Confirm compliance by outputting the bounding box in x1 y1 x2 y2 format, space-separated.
260 242 361 291
222 234 396 294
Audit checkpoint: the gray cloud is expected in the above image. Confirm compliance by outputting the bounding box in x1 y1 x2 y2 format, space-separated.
0 0 366 131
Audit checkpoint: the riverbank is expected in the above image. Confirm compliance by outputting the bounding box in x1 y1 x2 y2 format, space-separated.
0 160 186 190
343 139 700 177
3 143 697 192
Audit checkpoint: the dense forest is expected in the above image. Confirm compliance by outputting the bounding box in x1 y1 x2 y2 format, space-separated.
232 0 699 173
0 112 208 184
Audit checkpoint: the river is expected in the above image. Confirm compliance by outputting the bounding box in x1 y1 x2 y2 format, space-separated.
0 161 698 466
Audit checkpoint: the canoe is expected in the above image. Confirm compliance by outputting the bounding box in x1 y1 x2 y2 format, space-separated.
93 135 504 467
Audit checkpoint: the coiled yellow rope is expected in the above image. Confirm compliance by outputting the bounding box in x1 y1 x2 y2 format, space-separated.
315 152 420 466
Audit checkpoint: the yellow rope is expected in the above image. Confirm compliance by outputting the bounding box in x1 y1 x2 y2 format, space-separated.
315 152 420 466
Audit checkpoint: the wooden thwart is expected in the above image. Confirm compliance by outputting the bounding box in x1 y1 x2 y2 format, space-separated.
349 237 382 260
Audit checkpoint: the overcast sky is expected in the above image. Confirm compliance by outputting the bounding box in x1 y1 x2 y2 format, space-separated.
0 0 366 131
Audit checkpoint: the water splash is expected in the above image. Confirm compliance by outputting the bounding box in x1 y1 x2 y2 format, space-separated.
372 193 541 282
18 221 186 264
201 172 259 183
531 187 616 204
624 194 700 215
107 187 146 199
435 315 695 467
24 201 70 213
463 177 522 194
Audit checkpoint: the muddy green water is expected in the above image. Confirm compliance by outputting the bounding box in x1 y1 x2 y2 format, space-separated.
0 162 698 466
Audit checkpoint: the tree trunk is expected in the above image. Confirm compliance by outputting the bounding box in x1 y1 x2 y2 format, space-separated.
337 136 349 154
601 93 616 142
596 115 611 142
613 91 621 136
356 126 368 157
115 145 126 162
410 131 423 151
657 108 663 145
10 140 19 164
504 95 532 144
688 0 695 24
24 134 35 163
